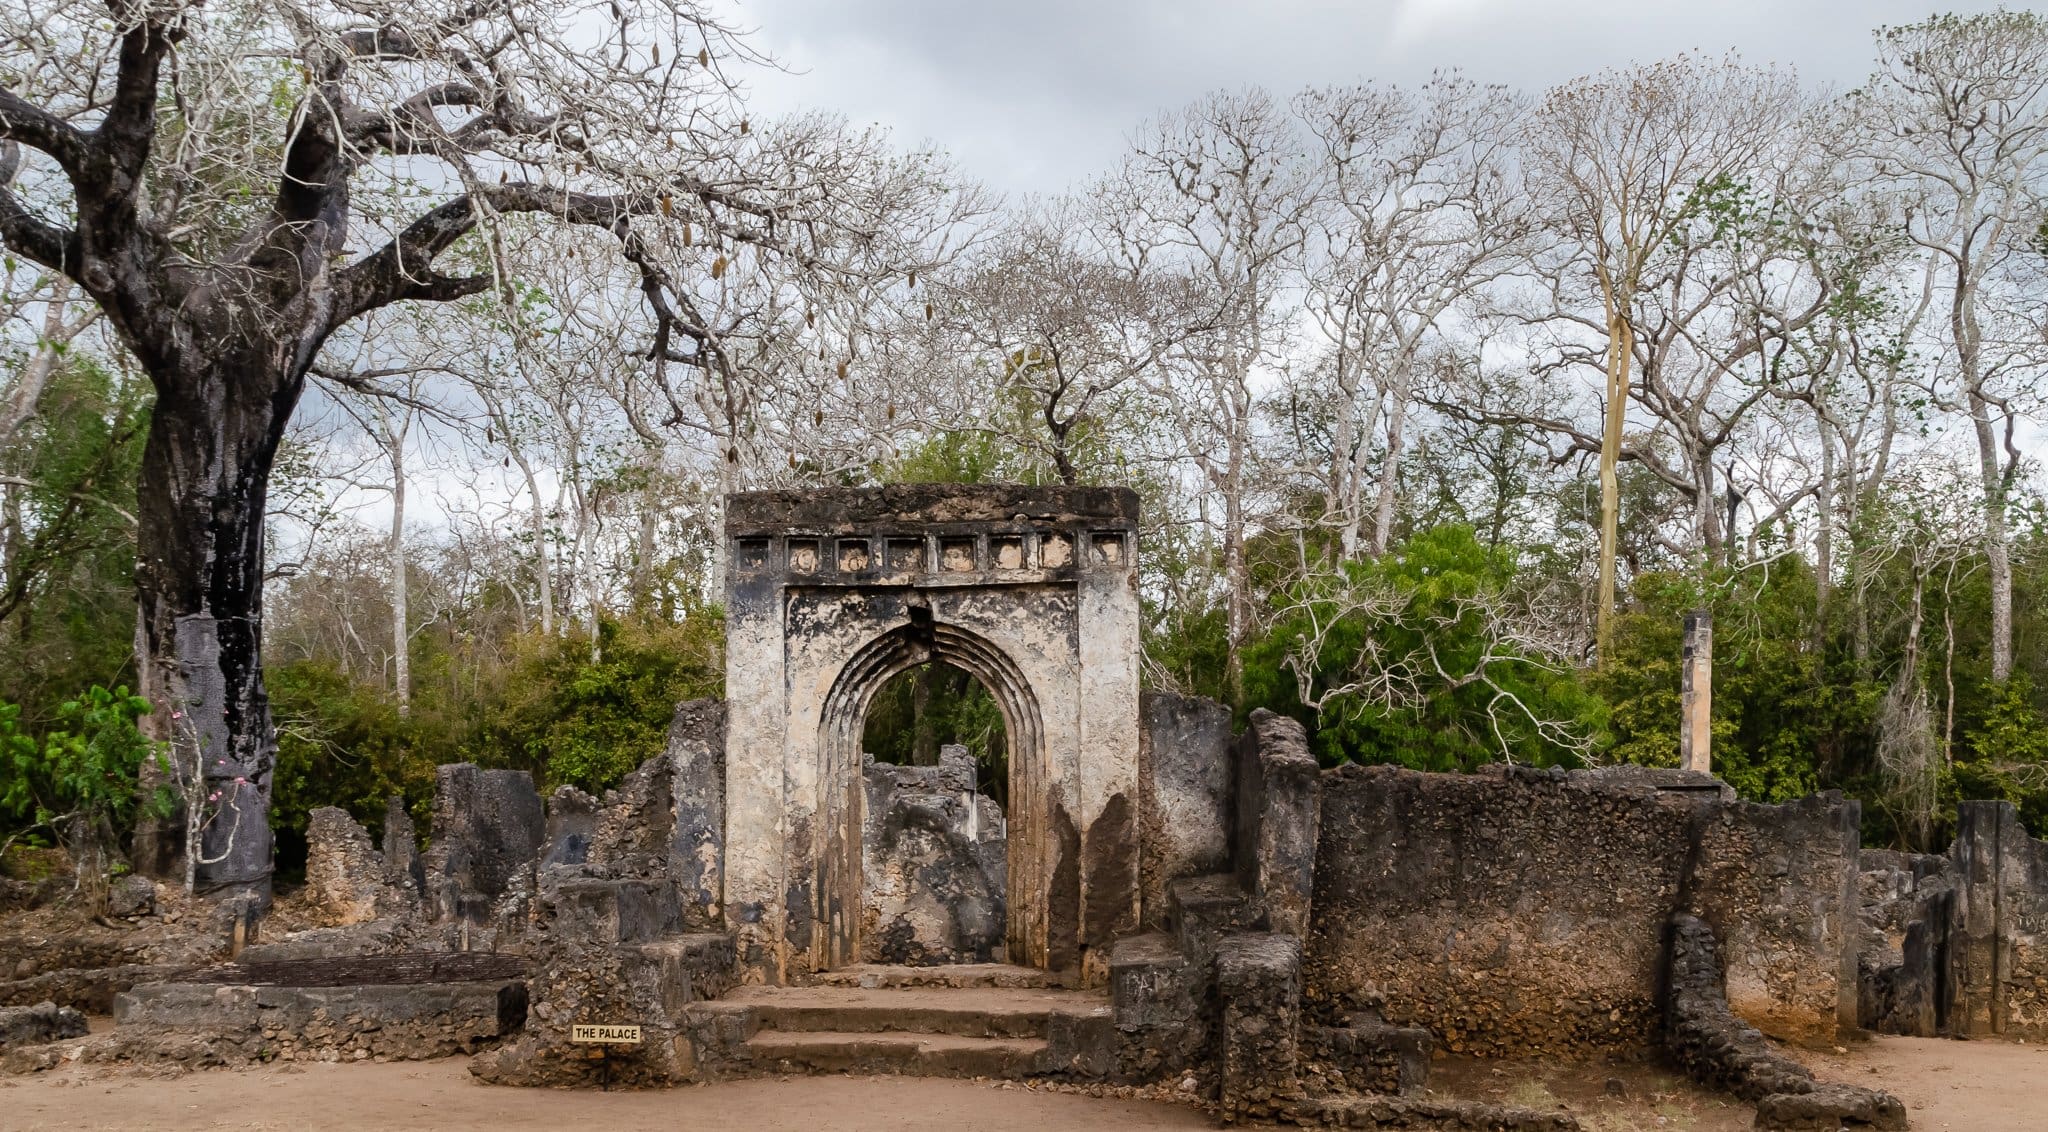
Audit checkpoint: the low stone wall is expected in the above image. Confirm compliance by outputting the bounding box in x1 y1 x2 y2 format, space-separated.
1303 1017 1431 1097
0 962 193 1013
1687 793 1864 1046
1663 914 1903 1131
0 931 150 980
113 979 528 1062
1309 765 1695 1056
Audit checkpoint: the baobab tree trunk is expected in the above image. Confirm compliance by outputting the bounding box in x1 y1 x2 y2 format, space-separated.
129 349 299 908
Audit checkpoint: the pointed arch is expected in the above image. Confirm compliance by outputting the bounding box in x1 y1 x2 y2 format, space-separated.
815 615 1047 969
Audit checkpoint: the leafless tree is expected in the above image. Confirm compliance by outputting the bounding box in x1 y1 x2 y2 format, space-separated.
1523 54 1808 662
1295 73 1535 558
1097 88 1313 699
1849 11 2048 684
0 0 967 900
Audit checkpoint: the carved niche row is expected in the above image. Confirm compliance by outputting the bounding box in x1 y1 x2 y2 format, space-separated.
735 528 1130 580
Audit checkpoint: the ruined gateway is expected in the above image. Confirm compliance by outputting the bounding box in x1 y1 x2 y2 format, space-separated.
15 486 2048 1129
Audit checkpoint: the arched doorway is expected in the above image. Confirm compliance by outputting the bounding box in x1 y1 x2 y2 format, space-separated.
815 615 1046 971
721 485 1143 986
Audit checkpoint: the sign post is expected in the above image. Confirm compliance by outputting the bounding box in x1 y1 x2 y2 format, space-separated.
571 1024 643 1090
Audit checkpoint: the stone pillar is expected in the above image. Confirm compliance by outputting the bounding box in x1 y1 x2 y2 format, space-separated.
1680 609 1713 775
1216 933 1304 1124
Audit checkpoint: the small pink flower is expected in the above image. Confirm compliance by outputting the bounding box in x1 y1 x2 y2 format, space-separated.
207 792 220 802
170 710 183 720
215 759 226 766
233 776 246 785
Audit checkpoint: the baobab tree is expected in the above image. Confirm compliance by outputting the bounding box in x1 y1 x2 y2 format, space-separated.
0 0 967 902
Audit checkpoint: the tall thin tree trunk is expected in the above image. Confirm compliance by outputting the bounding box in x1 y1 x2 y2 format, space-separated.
1596 306 1632 665
388 433 410 713
1369 360 1411 557
1970 392 2014 683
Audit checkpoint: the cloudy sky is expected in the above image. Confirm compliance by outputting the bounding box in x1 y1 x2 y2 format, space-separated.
740 0 2016 197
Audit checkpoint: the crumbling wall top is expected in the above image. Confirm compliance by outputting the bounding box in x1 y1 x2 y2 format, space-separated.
726 484 1139 533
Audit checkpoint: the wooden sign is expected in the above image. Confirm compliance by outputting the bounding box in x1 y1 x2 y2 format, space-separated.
571 1024 643 1044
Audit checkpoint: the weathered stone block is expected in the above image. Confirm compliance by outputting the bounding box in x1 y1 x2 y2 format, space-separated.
667 698 726 928
1306 1016 1432 1096
1948 799 2048 1039
1216 932 1303 1124
107 875 156 919
305 807 403 926
382 795 423 895
423 765 545 923
1139 691 1233 929
858 748 1007 966
1234 710 1320 937
0 1001 87 1048
540 877 680 945
541 786 597 869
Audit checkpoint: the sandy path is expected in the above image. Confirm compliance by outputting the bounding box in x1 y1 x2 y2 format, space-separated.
1808 1034 2048 1132
0 1060 1212 1132
6 1035 2043 1131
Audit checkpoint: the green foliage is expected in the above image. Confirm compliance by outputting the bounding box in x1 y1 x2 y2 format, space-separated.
861 661 1010 803
487 613 725 793
0 356 149 719
267 607 725 867
0 686 169 850
1953 676 2048 833
1245 526 1604 771
270 660 437 847
1595 565 1882 804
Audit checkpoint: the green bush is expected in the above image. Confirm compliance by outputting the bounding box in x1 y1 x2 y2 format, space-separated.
1245 525 1604 770
0 685 169 860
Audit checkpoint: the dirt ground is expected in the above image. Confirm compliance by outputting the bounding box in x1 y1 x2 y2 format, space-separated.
1 1036 2041 1131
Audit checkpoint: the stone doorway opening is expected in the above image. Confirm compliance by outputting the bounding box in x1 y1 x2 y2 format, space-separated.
858 660 1010 966
723 485 1142 985
862 659 1010 805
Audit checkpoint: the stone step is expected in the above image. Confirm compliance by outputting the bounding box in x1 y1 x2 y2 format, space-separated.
1166 873 1251 932
710 984 1106 1039
1167 873 1254 963
741 1029 1049 1078
808 963 1060 990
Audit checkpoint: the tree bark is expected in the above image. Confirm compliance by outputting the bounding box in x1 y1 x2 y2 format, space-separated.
1369 359 1411 557
1596 307 1631 665
388 432 410 713
1969 390 2014 683
131 350 299 907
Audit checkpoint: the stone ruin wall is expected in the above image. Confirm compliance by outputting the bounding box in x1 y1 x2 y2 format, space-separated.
1306 762 1863 1057
859 746 1007 965
1857 799 2048 1041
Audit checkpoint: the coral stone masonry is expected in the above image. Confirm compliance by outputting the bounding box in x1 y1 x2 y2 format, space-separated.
722 485 1143 984
12 485 2048 1132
